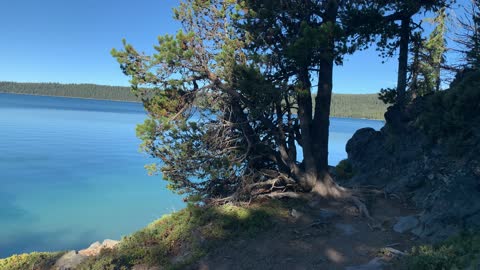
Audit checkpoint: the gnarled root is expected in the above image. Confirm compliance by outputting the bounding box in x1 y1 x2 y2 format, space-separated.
312 174 374 221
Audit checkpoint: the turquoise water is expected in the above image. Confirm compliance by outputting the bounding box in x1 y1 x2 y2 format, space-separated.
0 93 384 258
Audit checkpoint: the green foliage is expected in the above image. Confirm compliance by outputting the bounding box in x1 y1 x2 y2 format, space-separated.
378 87 397 105
460 0 480 70
409 8 447 96
404 232 480 270
0 81 137 101
0 252 65 270
77 201 289 269
111 0 259 200
415 70 480 154
335 159 354 179
330 93 388 120
423 8 447 91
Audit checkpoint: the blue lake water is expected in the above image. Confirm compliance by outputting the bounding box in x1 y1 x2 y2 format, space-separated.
0 93 384 258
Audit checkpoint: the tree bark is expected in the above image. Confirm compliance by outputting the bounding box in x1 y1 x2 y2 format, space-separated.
311 0 337 193
296 69 317 190
313 57 333 174
397 18 410 106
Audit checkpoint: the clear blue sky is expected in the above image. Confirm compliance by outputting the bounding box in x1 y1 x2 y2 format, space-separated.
0 0 468 94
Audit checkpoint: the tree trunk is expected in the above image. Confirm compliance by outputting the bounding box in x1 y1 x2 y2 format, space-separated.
296 69 317 191
435 65 441 92
397 18 410 106
410 36 420 99
313 57 333 173
310 0 340 196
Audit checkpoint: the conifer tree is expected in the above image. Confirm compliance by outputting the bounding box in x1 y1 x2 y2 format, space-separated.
423 8 448 92
112 0 373 211
458 0 480 69
358 1 453 105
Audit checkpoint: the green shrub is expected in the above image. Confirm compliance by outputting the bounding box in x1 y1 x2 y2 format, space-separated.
78 201 289 270
0 252 65 270
404 232 480 270
415 70 480 155
336 159 355 179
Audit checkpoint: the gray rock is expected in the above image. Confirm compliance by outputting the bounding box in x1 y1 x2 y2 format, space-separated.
335 223 358 236
345 93 480 242
382 247 406 256
318 209 339 220
393 216 419 233
54 251 87 270
79 239 119 256
290 209 302 219
411 225 424 237
405 177 425 190
345 257 385 270
102 239 119 248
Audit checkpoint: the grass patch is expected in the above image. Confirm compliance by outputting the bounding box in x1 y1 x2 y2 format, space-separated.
398 232 480 270
77 200 290 270
0 252 65 270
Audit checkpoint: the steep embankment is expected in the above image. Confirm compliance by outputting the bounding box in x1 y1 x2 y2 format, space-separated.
344 70 480 243
0 82 387 119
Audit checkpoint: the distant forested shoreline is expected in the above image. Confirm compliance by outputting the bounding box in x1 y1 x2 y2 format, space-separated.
0 81 387 120
0 81 138 102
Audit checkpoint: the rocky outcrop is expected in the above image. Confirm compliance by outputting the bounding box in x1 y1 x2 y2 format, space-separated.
53 239 119 270
344 101 480 242
54 251 87 270
78 239 119 256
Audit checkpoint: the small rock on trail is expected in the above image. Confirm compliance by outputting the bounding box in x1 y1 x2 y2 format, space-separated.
393 216 419 234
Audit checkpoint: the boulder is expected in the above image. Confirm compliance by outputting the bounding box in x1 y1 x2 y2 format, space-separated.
78 239 119 256
393 216 419 234
344 95 480 242
53 251 87 270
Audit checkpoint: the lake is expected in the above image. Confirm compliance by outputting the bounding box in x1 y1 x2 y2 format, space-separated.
0 93 384 258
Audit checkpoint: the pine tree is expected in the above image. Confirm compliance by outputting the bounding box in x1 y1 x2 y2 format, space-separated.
423 8 448 92
358 1 453 105
409 8 448 97
463 0 480 69
111 0 375 211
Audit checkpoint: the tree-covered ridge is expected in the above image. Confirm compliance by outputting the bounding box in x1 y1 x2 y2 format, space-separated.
0 81 387 119
0 81 138 102
329 93 387 120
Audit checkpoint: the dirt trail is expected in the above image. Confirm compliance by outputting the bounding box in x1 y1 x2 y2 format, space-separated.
193 197 419 270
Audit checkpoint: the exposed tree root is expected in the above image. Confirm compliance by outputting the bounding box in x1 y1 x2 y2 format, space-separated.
311 174 375 221
211 173 377 224
256 191 310 200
